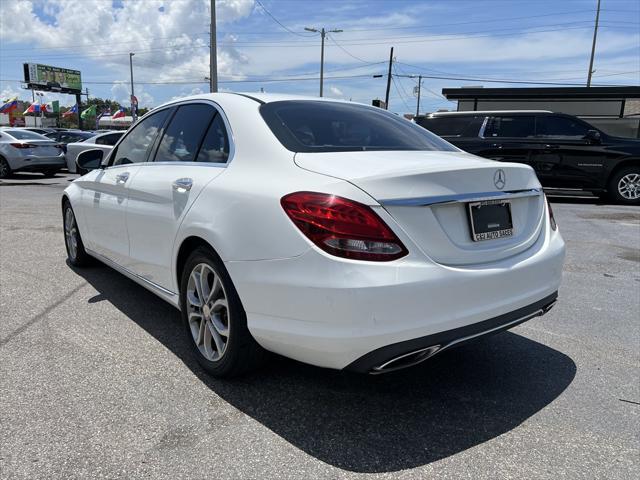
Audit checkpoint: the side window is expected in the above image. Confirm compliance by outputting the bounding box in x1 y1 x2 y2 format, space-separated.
111 109 170 165
537 116 590 139
486 116 535 138
196 114 230 163
155 104 216 162
95 132 124 146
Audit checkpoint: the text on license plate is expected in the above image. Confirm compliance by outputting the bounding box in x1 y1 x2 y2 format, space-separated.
467 200 514 242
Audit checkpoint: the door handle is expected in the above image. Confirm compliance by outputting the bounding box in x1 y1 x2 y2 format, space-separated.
115 172 130 183
172 178 193 191
491 144 503 149
544 144 560 150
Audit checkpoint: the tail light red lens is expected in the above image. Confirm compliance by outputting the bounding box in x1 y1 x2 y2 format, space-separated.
546 195 557 231
281 191 408 261
10 142 35 149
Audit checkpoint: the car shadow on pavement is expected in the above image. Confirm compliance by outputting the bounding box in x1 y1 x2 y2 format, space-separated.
73 263 577 474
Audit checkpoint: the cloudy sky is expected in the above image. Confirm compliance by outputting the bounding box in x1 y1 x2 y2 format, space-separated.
0 0 638 114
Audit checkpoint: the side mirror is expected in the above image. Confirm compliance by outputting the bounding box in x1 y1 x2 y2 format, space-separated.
585 129 601 143
76 149 104 172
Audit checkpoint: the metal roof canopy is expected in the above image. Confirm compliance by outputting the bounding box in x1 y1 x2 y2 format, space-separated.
442 86 640 100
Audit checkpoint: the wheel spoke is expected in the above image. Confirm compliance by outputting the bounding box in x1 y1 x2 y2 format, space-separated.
199 265 212 304
196 316 206 346
207 275 221 303
207 321 226 355
210 298 229 337
186 289 201 308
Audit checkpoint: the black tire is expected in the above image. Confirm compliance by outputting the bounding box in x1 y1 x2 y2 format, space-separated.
180 246 268 378
608 166 640 205
0 157 11 179
62 201 92 267
42 169 59 178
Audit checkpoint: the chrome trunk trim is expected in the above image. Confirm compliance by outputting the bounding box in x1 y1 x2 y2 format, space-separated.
379 188 542 207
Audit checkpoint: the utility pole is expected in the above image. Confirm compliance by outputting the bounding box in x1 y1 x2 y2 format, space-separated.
129 52 136 122
210 0 218 92
587 0 601 87
384 47 394 110
415 74 422 117
305 26 343 97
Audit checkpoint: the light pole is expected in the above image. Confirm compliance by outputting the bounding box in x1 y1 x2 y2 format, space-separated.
304 26 343 97
210 0 218 92
129 52 136 122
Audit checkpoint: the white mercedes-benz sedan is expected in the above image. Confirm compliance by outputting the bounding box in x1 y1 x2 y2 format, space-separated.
62 93 565 377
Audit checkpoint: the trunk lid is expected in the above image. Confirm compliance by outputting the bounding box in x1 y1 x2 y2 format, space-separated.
295 150 545 266
14 139 62 157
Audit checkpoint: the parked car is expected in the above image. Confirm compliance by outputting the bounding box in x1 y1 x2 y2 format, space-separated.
62 93 565 378
65 130 124 173
0 127 65 178
44 130 96 153
416 111 640 204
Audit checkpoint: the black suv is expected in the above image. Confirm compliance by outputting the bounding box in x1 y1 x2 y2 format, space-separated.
416 111 640 204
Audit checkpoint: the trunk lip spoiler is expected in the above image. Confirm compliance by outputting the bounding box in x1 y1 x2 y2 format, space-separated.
379 188 542 207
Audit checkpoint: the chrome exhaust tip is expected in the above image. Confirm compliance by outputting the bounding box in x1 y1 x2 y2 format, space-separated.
370 345 441 374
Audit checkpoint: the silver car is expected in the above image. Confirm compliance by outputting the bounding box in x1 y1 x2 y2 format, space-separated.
65 131 124 173
0 128 65 178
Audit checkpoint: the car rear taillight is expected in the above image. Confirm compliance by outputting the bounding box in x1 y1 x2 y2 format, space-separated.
10 142 36 149
281 191 408 261
546 195 557 231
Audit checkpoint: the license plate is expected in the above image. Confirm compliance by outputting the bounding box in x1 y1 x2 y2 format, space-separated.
468 200 513 242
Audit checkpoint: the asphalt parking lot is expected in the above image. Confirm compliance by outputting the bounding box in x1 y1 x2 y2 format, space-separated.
1 173 638 479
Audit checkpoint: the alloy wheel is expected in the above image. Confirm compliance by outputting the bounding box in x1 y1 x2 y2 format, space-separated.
618 173 640 200
186 263 230 361
64 207 79 260
0 159 9 178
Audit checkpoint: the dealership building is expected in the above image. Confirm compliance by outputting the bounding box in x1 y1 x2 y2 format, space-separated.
441 86 640 138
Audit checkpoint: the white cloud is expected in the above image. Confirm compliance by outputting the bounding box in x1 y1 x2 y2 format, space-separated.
328 85 343 98
0 0 255 91
110 81 154 108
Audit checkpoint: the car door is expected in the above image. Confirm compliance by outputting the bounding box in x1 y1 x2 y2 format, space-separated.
533 115 606 188
476 115 537 171
125 101 231 292
78 108 171 265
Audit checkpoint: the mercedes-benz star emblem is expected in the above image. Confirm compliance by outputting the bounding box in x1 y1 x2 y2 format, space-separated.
494 169 506 190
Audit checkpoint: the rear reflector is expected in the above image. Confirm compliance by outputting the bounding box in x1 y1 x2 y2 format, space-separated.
281 191 408 261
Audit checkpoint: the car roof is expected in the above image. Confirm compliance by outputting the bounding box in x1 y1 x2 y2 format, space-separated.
153 92 366 111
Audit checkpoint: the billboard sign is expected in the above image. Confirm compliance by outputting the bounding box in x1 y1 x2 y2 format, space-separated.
23 63 82 94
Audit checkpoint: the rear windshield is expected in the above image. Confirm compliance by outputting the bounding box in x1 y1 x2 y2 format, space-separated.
260 101 458 153
5 130 48 140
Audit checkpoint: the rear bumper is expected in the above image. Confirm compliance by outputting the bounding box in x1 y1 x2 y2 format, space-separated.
226 219 565 371
346 292 557 373
9 156 65 171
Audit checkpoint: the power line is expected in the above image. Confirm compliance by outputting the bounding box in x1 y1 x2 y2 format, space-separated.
391 74 412 112
254 0 313 37
326 34 374 64
0 70 633 87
